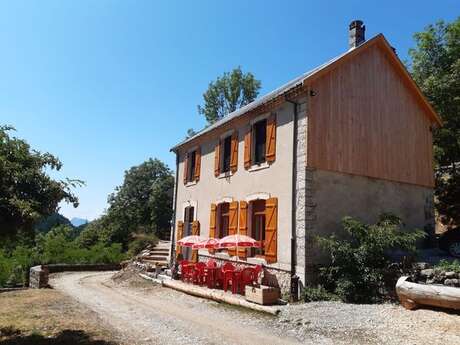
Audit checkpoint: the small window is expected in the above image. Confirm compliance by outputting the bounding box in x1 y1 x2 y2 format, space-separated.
221 135 232 173
184 206 194 236
186 150 196 182
218 202 230 239
250 199 266 257
253 119 267 164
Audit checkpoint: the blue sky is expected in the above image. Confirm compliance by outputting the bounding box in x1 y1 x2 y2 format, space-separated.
1 1 457 220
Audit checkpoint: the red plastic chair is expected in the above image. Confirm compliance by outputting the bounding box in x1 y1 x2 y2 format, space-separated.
204 260 218 288
222 264 238 293
192 262 206 285
206 259 217 268
239 267 257 294
180 260 194 283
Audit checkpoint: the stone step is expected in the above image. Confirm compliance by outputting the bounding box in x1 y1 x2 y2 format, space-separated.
151 248 169 253
142 259 168 266
142 255 168 261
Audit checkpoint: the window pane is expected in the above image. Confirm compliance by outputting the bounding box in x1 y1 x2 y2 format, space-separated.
222 136 232 173
254 120 266 164
219 203 229 239
187 151 196 182
250 199 266 257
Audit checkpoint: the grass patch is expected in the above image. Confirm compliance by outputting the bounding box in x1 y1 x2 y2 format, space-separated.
0 289 120 344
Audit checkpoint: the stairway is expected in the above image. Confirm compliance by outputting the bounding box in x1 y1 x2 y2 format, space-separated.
139 240 171 267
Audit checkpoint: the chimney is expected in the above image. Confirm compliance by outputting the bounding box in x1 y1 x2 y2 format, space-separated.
349 20 365 49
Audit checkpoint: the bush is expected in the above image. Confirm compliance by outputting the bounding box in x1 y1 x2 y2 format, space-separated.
127 232 159 257
302 285 339 302
434 259 460 273
317 214 425 303
0 225 127 287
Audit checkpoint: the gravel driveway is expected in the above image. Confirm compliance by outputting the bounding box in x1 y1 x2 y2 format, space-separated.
50 271 460 345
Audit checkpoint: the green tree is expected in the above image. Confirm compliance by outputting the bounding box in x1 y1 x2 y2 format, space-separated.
0 125 82 242
198 66 261 124
408 18 460 228
80 158 174 247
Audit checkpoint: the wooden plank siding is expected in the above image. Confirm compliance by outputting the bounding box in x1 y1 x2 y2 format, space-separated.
307 43 434 187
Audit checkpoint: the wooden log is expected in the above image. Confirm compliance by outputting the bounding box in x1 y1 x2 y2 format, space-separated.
162 279 281 315
396 276 460 311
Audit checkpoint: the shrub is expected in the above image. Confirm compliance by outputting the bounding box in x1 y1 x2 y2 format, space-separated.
434 259 460 273
302 285 339 302
127 232 159 257
317 214 425 303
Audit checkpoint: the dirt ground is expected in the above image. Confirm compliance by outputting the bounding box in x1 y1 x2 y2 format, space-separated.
0 287 124 344
48 271 460 345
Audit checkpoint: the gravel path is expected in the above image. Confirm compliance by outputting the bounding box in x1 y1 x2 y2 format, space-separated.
50 271 460 345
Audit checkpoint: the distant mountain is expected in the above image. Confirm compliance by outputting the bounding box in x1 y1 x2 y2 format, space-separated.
71 217 88 227
35 213 72 233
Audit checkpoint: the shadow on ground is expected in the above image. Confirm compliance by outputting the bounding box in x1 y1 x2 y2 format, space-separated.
0 329 116 345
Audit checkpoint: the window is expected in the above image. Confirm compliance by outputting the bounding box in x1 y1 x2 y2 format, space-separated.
253 119 267 164
186 150 196 183
244 114 276 170
183 206 194 236
250 199 266 257
217 202 230 239
221 135 232 173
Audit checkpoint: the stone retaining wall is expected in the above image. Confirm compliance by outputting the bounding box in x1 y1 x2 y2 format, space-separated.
29 263 121 288
29 265 49 288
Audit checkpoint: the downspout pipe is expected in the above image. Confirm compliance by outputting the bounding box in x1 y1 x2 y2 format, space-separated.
286 96 299 300
170 150 180 269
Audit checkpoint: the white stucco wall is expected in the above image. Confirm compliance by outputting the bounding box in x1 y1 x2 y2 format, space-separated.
174 102 295 271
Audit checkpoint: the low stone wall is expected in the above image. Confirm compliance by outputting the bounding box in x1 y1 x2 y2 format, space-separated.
29 263 121 289
197 254 291 297
29 265 49 288
411 262 460 287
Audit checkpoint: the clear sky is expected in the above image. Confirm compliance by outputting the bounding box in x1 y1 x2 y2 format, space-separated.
1 1 458 221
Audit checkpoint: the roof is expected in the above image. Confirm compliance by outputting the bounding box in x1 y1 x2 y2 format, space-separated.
171 34 442 152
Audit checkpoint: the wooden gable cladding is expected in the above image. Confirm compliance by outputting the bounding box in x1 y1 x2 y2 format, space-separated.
208 203 217 253
266 113 277 163
214 141 220 177
227 201 239 257
307 43 435 187
194 147 201 181
230 131 239 173
244 128 252 169
191 220 200 262
175 221 184 259
264 197 278 263
238 201 248 258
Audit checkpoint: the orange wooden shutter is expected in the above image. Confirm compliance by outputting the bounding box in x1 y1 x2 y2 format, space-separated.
176 221 184 259
191 220 200 262
238 201 248 258
264 197 278 263
194 147 201 181
266 114 277 163
214 141 221 177
230 131 238 173
244 128 252 169
228 201 238 257
183 153 189 184
208 203 217 253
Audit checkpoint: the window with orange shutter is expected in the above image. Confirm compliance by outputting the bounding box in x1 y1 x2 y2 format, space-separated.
184 147 201 184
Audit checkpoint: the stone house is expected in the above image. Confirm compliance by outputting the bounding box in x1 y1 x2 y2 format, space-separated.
169 21 442 294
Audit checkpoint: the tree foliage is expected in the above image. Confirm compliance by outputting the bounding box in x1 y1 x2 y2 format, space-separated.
79 158 174 247
198 66 261 124
317 214 425 303
0 125 82 241
408 18 460 228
